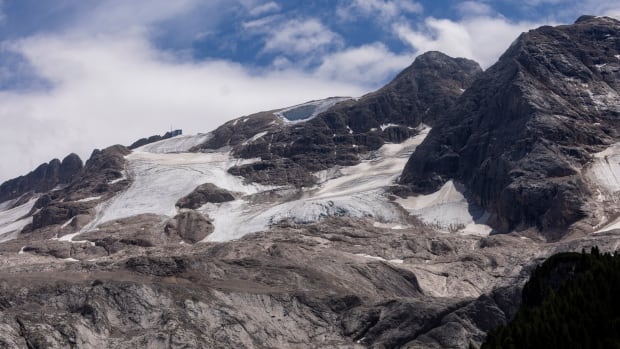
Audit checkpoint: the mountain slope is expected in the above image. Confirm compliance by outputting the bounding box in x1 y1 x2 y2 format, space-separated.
0 16 619 349
195 51 481 187
400 16 620 239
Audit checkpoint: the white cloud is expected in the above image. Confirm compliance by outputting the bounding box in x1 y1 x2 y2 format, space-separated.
249 1 281 17
262 18 344 56
0 32 367 181
395 16 542 68
337 0 423 22
316 43 412 85
456 1 494 17
242 15 281 30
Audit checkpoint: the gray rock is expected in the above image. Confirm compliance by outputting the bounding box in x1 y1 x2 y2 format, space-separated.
175 183 235 209
400 16 620 239
0 153 83 204
166 211 213 243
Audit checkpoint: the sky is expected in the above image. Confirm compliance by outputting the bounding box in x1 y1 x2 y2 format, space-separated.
0 0 619 182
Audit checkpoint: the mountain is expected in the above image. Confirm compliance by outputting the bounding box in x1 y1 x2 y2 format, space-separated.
195 51 481 187
0 16 618 349
400 15 620 240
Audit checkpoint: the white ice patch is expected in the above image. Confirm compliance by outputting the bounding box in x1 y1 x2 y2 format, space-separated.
136 133 212 154
76 196 101 203
205 127 431 241
355 253 404 264
0 198 17 212
55 231 96 245
242 131 268 145
0 197 37 242
60 217 75 229
84 150 272 231
108 171 127 185
0 217 33 243
274 97 351 123
595 216 620 234
373 222 406 230
380 123 399 131
587 143 620 198
395 181 492 236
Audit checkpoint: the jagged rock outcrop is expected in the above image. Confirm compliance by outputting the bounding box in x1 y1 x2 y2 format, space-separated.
0 153 83 204
193 52 482 187
400 16 620 239
128 131 178 149
20 145 132 237
175 183 235 209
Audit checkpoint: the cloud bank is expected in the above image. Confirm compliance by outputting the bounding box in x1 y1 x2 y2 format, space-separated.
0 0 618 182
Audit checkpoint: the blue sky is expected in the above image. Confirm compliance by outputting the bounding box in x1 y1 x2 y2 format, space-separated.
0 0 618 181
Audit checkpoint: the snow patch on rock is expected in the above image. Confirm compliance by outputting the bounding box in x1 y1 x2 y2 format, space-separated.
274 97 351 123
0 197 37 242
79 150 272 236
136 133 212 154
205 126 430 241
587 142 620 197
395 181 492 236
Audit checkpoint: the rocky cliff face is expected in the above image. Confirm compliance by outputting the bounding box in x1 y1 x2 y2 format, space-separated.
195 51 481 187
0 153 83 204
400 16 620 239
20 145 132 239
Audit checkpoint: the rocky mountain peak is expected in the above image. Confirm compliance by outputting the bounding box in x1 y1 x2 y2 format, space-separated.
400 16 620 239
194 52 482 188
0 153 84 204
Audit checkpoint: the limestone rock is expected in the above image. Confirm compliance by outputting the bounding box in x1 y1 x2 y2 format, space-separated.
400 16 620 238
175 183 235 209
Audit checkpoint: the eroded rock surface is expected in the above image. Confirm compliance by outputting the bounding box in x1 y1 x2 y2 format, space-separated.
1 216 619 348
401 16 620 239
0 153 83 204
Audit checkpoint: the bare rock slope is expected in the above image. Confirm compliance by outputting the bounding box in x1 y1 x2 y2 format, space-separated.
400 16 620 239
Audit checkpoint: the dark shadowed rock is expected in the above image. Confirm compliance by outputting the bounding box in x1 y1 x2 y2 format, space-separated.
400 16 620 239
22 145 132 236
0 153 83 204
176 183 235 209
128 131 177 149
59 154 83 184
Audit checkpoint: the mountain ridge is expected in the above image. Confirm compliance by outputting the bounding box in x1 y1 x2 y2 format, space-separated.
0 16 618 349
400 15 620 239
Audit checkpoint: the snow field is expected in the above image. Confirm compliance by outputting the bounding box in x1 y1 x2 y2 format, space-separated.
72 125 492 241
0 197 37 242
395 180 492 236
